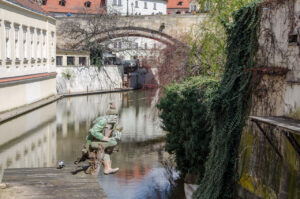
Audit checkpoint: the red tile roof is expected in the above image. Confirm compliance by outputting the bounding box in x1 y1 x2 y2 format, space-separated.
41 0 105 14
5 0 53 17
167 0 190 9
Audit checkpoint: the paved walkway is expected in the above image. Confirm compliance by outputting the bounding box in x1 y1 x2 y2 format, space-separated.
0 167 108 199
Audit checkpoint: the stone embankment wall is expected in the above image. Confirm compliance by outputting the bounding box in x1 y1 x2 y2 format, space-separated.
238 1 300 198
56 66 123 94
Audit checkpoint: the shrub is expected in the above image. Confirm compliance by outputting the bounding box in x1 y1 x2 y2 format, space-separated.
157 76 219 182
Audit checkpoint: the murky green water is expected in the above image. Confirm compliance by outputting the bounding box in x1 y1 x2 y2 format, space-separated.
0 89 185 199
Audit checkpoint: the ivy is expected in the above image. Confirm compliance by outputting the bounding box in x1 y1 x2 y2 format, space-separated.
193 2 262 199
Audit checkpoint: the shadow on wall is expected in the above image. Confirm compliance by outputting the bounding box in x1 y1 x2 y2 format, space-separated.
128 68 159 89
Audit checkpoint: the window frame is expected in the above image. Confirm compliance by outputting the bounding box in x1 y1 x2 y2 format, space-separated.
67 56 75 66
5 22 11 60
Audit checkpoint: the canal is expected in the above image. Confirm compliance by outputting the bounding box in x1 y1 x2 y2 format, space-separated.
0 89 185 199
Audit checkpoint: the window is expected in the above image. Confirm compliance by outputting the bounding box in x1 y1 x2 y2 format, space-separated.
43 31 47 59
153 2 156 10
135 1 138 8
15 26 20 60
113 0 117 5
144 1 147 9
135 43 138 49
177 1 183 5
42 0 47 5
84 1 91 7
59 0 66 6
79 57 87 65
67 56 74 65
118 0 122 6
289 34 298 44
144 43 147 49
37 30 41 59
113 42 118 48
23 27 28 59
0 21 1 60
118 41 122 49
30 28 35 59
5 23 11 60
56 56 62 66
51 32 55 59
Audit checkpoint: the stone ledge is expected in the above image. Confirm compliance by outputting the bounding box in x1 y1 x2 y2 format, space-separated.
0 95 63 124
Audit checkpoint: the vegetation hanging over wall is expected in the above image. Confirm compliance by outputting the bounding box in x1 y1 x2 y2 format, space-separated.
193 2 262 199
158 1 262 198
158 77 219 181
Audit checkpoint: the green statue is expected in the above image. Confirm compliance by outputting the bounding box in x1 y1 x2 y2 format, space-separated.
75 103 122 175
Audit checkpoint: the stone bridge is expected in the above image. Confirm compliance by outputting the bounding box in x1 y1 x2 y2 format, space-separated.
56 14 206 48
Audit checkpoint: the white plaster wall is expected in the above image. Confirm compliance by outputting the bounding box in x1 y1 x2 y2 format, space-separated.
0 77 56 113
106 0 166 16
0 1 56 78
56 66 123 94
257 0 300 117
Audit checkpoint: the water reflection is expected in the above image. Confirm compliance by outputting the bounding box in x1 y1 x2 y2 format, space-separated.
0 89 182 199
0 104 57 180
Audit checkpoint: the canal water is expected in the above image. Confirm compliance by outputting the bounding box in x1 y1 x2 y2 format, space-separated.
0 89 185 199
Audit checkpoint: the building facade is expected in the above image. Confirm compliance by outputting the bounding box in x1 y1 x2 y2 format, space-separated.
167 0 189 14
106 0 166 16
0 0 56 112
41 0 105 17
108 37 165 61
41 0 166 16
56 49 90 66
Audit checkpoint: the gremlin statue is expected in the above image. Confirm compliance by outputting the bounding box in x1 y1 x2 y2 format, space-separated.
74 103 122 175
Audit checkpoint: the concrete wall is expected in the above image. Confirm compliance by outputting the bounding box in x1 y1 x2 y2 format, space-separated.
237 2 300 198
257 0 300 118
56 65 123 94
0 77 56 113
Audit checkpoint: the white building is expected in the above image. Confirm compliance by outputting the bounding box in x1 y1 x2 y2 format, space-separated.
108 37 166 61
0 0 56 112
106 0 167 16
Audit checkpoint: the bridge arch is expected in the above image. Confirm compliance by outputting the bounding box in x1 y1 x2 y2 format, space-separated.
95 26 184 46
